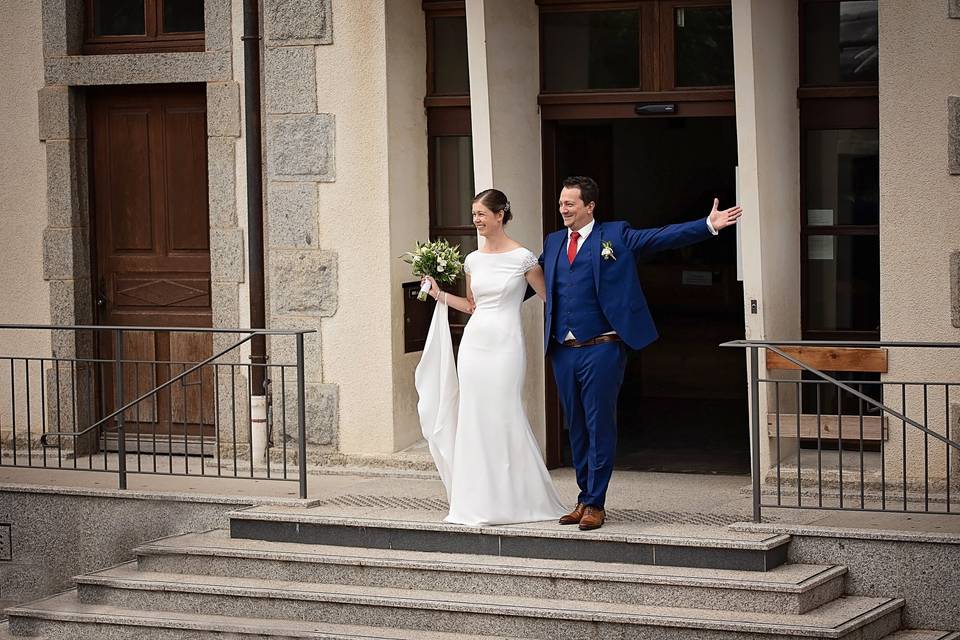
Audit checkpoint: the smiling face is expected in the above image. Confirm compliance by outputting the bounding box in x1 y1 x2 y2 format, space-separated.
559 186 595 232
472 202 504 237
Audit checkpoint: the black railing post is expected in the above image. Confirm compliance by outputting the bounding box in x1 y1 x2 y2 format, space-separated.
296 332 308 499
751 346 762 523
114 329 127 490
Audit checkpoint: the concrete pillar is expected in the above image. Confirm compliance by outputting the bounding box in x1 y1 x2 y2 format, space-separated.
464 0 548 452
731 0 802 475
386 0 431 452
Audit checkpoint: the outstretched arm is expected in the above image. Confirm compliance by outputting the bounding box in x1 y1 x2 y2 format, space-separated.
624 198 742 259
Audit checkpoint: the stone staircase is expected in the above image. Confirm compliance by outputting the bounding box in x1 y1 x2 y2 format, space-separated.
2 505 958 639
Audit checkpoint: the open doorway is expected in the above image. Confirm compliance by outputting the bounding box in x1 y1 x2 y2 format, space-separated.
547 116 748 474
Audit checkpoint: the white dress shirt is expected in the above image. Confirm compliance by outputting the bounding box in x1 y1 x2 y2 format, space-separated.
562 217 717 341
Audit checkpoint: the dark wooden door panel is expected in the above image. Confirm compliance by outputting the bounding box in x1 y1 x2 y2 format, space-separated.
105 109 154 252
164 105 209 254
90 84 213 443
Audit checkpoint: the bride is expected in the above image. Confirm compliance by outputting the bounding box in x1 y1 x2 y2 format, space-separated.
416 188 565 526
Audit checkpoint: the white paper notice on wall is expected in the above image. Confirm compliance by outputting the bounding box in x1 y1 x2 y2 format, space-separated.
808 235 835 260
807 209 835 226
682 270 714 286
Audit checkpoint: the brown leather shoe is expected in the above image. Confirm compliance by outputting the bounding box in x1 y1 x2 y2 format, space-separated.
578 506 605 531
559 503 586 525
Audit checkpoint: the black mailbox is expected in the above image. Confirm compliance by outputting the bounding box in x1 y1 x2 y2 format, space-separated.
403 281 435 353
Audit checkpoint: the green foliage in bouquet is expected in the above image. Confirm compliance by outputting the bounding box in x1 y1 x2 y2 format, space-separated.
401 239 465 301
401 239 464 286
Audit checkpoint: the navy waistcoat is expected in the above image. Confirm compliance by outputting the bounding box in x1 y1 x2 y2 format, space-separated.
552 240 613 343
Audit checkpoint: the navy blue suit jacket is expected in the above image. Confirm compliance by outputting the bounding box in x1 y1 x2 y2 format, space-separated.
540 219 714 352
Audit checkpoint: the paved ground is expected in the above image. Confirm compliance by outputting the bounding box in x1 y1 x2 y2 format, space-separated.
2 460 960 536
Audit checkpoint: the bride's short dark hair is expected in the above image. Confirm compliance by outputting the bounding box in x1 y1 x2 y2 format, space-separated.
473 189 512 224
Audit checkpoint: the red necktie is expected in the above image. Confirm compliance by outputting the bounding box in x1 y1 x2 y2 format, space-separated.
567 231 580 265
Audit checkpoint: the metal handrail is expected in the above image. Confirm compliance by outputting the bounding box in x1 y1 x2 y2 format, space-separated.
1 324 314 498
39 331 266 445
721 339 960 349
722 339 960 521
0 323 310 335
721 340 960 452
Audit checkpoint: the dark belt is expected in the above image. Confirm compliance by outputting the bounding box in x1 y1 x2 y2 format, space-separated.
562 334 621 348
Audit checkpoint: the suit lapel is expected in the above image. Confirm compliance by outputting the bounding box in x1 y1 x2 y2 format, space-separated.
590 222 602 291
548 231 565 289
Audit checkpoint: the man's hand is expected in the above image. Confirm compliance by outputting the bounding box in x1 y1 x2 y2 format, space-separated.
708 198 743 231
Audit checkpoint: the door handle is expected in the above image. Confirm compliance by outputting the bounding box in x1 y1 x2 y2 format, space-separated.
97 278 108 309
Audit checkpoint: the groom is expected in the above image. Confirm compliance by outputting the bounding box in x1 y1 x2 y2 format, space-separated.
541 176 741 530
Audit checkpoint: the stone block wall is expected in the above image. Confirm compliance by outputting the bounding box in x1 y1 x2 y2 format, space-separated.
952 251 960 329
262 0 339 449
37 0 246 448
949 95 960 176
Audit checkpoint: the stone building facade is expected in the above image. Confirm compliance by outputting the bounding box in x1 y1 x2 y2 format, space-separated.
0 0 958 482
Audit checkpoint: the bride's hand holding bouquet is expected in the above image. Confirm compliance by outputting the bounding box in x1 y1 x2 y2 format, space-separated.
402 239 464 301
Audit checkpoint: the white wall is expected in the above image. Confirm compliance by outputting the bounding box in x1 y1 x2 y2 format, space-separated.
317 0 397 454
386 0 431 452
879 0 960 479
0 1 52 441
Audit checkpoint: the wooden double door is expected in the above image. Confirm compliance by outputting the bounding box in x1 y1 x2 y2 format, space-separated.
89 84 215 449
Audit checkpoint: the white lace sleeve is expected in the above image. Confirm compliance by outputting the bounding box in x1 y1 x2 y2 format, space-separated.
519 249 538 274
463 252 472 275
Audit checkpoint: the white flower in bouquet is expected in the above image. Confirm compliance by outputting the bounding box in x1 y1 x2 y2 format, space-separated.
401 239 464 301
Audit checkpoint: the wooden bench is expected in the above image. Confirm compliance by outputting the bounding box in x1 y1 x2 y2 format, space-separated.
764 346 889 441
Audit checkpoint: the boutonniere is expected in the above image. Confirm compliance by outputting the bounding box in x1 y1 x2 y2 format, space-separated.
601 240 617 261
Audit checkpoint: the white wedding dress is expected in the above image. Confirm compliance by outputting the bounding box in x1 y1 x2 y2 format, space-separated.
415 247 566 526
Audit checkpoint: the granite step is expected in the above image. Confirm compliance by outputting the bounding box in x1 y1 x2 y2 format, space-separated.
3 592 527 639
0 622 30 640
228 506 791 571
73 564 905 639
135 528 844 615
881 633 960 640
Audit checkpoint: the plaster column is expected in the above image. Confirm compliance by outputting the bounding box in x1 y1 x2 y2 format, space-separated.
465 0 547 452
731 0 802 476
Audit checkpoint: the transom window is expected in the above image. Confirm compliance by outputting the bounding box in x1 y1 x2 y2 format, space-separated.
538 0 734 94
84 0 205 54
802 0 878 86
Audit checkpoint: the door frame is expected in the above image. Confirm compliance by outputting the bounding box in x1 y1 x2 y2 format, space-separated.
540 100 737 468
86 82 216 445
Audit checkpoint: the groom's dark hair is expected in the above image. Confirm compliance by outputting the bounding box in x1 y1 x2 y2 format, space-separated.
562 176 599 208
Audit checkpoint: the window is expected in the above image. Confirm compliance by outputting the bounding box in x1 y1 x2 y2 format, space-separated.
424 1 475 339
430 15 470 95
84 0 204 54
541 9 641 92
802 0 878 85
671 4 734 88
538 0 734 96
799 0 879 340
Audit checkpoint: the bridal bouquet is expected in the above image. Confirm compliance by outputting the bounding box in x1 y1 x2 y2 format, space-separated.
402 239 464 301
